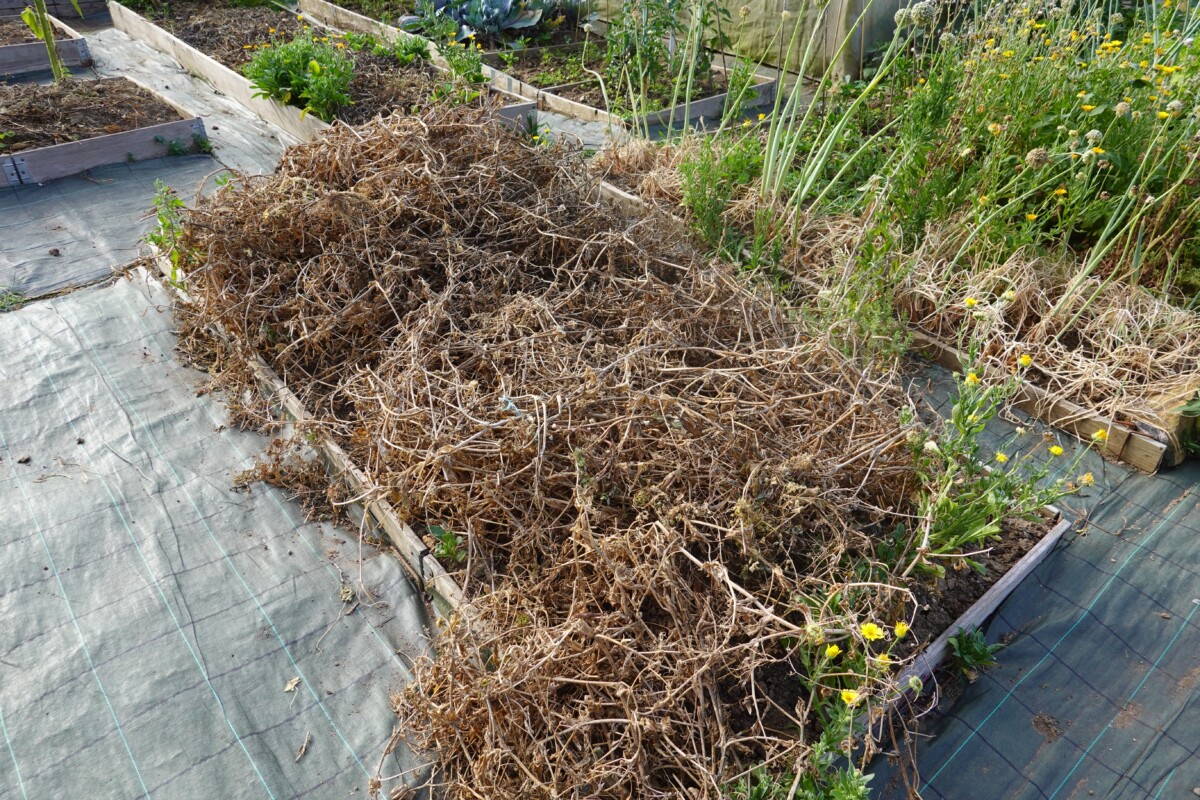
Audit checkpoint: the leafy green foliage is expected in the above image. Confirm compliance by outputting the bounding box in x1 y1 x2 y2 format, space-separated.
947 626 1003 675
243 31 354 122
0 289 25 313
429 524 467 564
344 31 430 65
146 180 189 286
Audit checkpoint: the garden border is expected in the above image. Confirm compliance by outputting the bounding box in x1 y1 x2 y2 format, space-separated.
0 13 92 76
1 76 206 187
910 330 1174 473
153 253 466 621
108 0 536 143
297 0 778 131
893 513 1072 693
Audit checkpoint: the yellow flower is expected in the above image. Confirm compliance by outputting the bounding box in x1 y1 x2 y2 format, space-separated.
1002 289 1016 302
825 644 842 659
877 653 892 665
964 296 978 308
965 372 981 386
860 622 885 641
1092 429 1109 443
978 194 990 205
1158 111 1170 119
1049 445 1065 456
988 122 1003 135
894 621 909 638
841 689 861 705
1018 353 1033 367
1054 187 1068 196
742 119 751 127
1080 472 1096 486
1082 104 1097 111
268 27 276 33
1003 49 1015 58
757 113 766 121
996 452 1009 464
1026 213 1038 222
1092 146 1106 154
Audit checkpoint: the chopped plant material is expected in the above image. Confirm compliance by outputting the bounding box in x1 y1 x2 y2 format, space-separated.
0 78 183 152
133 0 305 68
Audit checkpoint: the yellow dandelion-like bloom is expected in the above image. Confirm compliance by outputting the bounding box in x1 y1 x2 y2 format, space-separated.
1082 104 1097 111
988 122 1003 135
742 119 751 127
860 622 885 641
1018 353 1033 367
1026 213 1038 221
965 296 979 308
965 372 981 386
895 621 910 638
1003 49 1015 57
1092 146 1106 154
1054 187 1068 196
1093 429 1109 443
996 452 1009 464
1050 445 1065 456
1158 111 1170 119
978 194 990 205
877 653 893 665
758 112 766 121
825 644 842 659
841 689 861 705
1080 472 1096 486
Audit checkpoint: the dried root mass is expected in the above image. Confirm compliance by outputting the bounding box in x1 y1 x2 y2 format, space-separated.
180 107 919 798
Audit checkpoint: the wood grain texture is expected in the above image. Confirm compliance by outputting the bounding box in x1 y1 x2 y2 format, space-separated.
0 36 90 75
3 116 205 187
909 330 1170 473
108 0 330 143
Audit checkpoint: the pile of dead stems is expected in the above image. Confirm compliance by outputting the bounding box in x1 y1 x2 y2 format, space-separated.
179 107 923 798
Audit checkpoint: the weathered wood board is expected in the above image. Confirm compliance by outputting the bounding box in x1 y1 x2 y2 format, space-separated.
2 114 206 187
0 0 103 16
0 15 92 76
910 330 1172 473
108 0 331 143
153 254 466 621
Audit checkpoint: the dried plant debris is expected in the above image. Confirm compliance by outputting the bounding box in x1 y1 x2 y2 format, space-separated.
235 438 346 522
180 106 925 798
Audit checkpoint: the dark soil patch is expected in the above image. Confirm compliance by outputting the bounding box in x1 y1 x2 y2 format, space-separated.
139 0 305 69
0 78 183 152
329 0 415 24
900 516 1050 655
142 0 437 123
1032 711 1064 742
555 69 730 118
484 44 604 88
0 18 43 45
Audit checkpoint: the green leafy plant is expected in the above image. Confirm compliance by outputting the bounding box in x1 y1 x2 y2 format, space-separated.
22 0 81 82
429 524 467 564
947 626 1003 677
146 180 189 286
344 30 430 65
243 31 355 122
0 288 25 313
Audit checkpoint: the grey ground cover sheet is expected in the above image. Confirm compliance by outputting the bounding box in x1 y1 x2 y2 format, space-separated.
0 276 432 799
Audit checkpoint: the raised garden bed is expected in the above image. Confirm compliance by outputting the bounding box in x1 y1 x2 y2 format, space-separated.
0 76 206 187
910 331 1179 473
0 13 91 76
0 0 104 16
109 0 534 141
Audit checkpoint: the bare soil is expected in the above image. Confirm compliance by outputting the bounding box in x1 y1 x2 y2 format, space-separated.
0 18 42 45
900 515 1050 653
144 0 437 123
329 0 415 23
0 78 183 152
556 69 730 117
483 44 604 89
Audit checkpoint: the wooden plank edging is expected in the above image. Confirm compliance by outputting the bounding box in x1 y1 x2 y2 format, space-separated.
910 330 1171 473
108 0 330 143
3 113 206 187
152 255 466 620
894 515 1072 692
